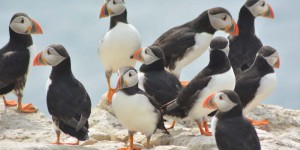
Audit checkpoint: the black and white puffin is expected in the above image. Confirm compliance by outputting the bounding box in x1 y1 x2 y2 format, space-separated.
203 90 261 150
0 12 42 113
151 7 239 81
228 0 275 75
99 0 141 103
112 66 169 149
130 46 182 106
234 46 279 125
162 37 236 136
33 44 91 145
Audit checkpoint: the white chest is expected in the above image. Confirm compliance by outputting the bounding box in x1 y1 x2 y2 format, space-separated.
243 73 277 114
188 68 236 120
171 33 213 76
27 44 36 74
99 23 141 72
137 72 146 91
112 91 158 136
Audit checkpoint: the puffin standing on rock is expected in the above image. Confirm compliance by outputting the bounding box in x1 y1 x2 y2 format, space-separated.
99 0 141 104
0 13 42 113
162 37 236 136
152 7 239 83
33 44 91 145
234 46 279 125
130 46 183 106
203 90 261 150
228 0 275 75
112 66 169 150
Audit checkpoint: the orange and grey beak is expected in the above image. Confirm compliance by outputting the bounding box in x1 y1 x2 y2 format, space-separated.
225 19 239 36
100 2 110 18
33 52 47 66
262 4 275 19
274 56 280 68
130 48 144 62
203 94 218 109
116 75 126 89
30 18 43 34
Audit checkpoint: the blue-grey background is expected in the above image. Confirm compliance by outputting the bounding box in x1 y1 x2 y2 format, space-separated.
1 0 298 116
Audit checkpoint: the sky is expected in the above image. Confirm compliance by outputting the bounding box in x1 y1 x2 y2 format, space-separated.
0 0 299 116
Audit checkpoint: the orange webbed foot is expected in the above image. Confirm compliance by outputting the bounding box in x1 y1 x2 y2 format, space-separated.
118 148 141 150
247 118 269 125
50 141 65 145
166 121 176 130
107 88 117 104
4 99 17 107
18 103 38 113
63 140 79 145
180 81 189 87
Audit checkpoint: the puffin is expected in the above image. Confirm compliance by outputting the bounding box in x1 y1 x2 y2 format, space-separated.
228 0 275 76
98 0 141 103
33 44 91 145
130 46 183 106
112 66 169 149
234 46 279 125
162 37 236 136
0 12 42 113
203 90 261 150
151 7 239 82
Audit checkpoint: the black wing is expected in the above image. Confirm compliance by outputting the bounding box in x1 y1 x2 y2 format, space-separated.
215 118 261 150
152 26 197 69
0 49 29 89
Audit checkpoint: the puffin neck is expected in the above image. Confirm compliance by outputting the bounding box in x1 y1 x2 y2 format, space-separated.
237 6 256 36
9 28 33 47
217 105 243 119
121 84 139 96
50 58 73 80
110 9 128 29
139 59 165 73
207 50 230 70
252 56 274 73
190 11 216 34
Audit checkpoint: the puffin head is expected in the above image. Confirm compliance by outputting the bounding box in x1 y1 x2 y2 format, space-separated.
208 7 239 36
203 90 241 112
245 0 274 18
9 13 43 35
130 46 165 65
33 44 69 67
257 46 280 68
209 36 230 56
116 66 138 90
100 0 126 18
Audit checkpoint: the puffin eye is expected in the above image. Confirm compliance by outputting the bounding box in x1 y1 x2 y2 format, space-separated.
222 15 227 21
145 50 148 54
21 18 24 24
113 0 116 4
129 72 132 77
47 49 51 55
219 96 223 100
261 1 265 7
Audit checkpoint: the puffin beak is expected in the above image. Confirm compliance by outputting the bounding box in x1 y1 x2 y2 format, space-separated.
225 19 239 36
262 4 275 19
30 18 43 34
100 2 110 18
33 52 47 66
116 75 127 89
203 94 217 109
274 56 280 68
130 48 144 62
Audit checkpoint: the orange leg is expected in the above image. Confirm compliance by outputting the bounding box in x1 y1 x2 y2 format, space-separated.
51 132 64 145
118 134 141 150
2 96 17 107
180 81 189 87
203 121 212 134
167 120 176 130
106 78 116 104
17 96 37 113
247 118 269 125
196 121 212 136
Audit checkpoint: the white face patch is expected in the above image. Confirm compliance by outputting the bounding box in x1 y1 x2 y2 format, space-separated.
9 16 32 34
214 93 237 112
142 48 160 65
106 0 126 17
42 47 67 66
246 0 269 17
264 52 279 67
122 70 138 88
208 12 232 31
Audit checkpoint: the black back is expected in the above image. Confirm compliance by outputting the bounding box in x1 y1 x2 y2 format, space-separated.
152 10 216 70
228 5 263 75
234 56 274 108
